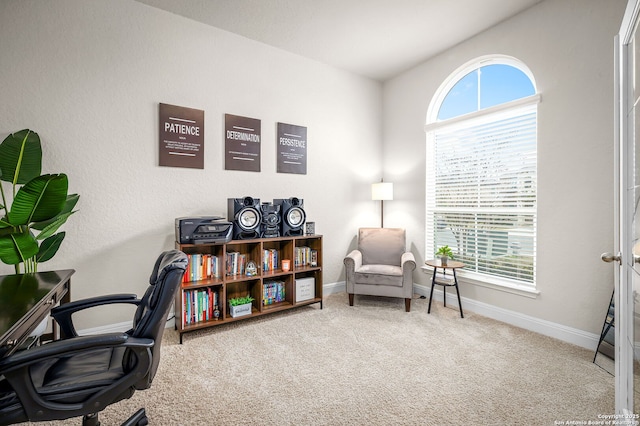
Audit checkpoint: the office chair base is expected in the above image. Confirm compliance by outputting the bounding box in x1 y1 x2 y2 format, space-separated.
82 413 100 426
122 408 149 426
81 408 148 426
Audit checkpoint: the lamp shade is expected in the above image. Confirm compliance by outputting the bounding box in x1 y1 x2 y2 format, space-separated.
371 182 393 201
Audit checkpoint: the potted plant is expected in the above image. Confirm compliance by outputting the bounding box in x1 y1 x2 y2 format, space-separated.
228 294 255 318
435 245 454 266
0 129 79 273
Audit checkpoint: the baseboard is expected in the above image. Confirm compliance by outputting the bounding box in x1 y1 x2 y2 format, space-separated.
324 281 346 295
76 281 600 351
412 283 599 351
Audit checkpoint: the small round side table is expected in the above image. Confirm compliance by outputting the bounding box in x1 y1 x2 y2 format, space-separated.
424 259 464 318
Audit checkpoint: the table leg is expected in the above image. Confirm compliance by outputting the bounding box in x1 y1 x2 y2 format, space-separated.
453 270 464 318
443 285 447 307
428 268 437 314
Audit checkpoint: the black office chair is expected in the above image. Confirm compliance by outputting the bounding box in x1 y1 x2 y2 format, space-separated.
0 250 187 426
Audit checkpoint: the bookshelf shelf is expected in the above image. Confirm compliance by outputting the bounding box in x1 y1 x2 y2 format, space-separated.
181 278 223 288
175 234 323 343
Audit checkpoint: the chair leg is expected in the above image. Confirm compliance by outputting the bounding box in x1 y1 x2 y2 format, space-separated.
404 298 411 312
348 293 354 306
121 408 149 426
82 413 100 426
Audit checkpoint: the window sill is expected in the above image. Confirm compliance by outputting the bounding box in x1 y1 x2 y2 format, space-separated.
420 265 540 299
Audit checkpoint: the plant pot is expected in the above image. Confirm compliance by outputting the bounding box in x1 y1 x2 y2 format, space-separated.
439 256 448 266
229 302 252 318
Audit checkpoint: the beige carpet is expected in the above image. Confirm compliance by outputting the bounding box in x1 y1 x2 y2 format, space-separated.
34 293 614 425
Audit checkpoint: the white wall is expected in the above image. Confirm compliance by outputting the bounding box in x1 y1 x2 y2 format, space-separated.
383 0 626 334
0 0 383 329
0 0 628 338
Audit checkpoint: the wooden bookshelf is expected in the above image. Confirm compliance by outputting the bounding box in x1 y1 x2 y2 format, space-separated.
175 235 322 343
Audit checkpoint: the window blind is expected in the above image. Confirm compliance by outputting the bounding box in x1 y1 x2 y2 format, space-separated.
426 103 537 285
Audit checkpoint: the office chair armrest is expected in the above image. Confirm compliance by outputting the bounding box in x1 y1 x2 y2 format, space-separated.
0 333 154 421
401 252 416 271
0 333 153 372
52 293 140 338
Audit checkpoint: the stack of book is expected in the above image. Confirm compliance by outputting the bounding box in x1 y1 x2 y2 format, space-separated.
262 248 279 272
184 254 220 282
294 247 318 267
263 280 285 306
183 288 219 324
226 251 246 276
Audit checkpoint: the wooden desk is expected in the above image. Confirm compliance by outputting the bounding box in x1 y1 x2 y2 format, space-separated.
0 269 74 358
424 259 464 318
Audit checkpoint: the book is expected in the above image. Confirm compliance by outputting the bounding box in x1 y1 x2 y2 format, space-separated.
183 288 219 324
263 280 285 306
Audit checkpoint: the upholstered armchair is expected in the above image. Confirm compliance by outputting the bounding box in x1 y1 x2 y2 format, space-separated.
344 228 416 312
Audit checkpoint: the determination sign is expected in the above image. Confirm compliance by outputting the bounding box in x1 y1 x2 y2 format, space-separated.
225 114 261 172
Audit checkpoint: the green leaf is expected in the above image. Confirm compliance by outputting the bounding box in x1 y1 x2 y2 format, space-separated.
36 232 65 263
8 174 68 225
31 193 79 231
0 233 38 264
0 129 42 185
34 211 74 240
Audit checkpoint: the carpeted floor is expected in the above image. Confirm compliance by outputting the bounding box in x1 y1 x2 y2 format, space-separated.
34 293 614 425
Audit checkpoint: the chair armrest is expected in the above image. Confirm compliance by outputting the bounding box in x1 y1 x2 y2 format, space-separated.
52 294 140 338
344 249 363 271
0 333 153 372
344 250 362 293
0 333 154 421
401 252 417 271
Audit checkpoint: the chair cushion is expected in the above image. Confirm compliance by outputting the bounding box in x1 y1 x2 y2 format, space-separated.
358 228 406 266
355 264 403 287
32 347 129 403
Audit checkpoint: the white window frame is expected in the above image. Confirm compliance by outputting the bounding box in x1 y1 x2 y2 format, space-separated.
425 55 540 297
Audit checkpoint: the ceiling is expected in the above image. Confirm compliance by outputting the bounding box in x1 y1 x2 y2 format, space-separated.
136 0 542 81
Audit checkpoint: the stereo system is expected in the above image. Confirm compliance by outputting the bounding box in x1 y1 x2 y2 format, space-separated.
274 197 306 236
260 202 281 238
227 197 262 240
227 196 306 239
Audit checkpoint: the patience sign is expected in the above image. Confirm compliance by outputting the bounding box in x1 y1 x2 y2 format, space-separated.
159 103 204 169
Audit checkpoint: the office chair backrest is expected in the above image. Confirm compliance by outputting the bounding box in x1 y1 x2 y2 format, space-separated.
128 250 187 387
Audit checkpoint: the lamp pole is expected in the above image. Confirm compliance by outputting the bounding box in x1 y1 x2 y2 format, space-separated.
371 180 393 228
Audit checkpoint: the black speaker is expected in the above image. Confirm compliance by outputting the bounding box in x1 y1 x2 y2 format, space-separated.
274 197 306 236
260 202 281 238
227 197 262 240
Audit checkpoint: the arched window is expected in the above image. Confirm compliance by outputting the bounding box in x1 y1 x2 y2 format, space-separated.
425 56 539 289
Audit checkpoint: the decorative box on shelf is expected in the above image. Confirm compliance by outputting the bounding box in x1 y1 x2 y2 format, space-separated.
295 277 315 302
229 302 252 318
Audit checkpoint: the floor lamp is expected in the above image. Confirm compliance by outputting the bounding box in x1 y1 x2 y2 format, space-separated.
371 180 393 228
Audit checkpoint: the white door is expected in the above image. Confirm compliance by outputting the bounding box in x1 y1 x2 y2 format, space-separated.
607 0 640 416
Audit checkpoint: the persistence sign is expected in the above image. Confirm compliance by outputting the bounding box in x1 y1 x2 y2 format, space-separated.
277 122 307 175
225 114 261 172
159 103 204 169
